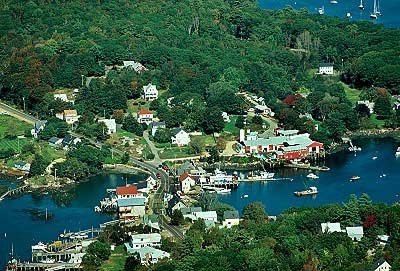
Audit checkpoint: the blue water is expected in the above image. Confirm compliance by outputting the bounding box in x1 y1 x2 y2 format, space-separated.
0 173 146 268
220 138 400 215
260 0 400 28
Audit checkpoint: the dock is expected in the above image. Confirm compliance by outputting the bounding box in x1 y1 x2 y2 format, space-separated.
6 262 81 271
284 164 330 171
238 177 293 182
0 184 29 202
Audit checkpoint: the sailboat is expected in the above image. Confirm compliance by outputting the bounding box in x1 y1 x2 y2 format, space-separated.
370 0 378 19
358 0 364 10
376 0 381 16
330 0 338 4
318 6 325 15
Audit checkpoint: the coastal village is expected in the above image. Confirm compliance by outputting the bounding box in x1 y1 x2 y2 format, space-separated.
1 0 400 269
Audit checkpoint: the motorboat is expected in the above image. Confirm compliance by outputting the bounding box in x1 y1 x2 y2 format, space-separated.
294 186 318 196
247 171 275 181
395 147 400 157
40 258 55 264
318 6 324 15
306 173 319 179
216 188 231 194
372 156 378 160
359 0 364 9
330 0 338 4
350 176 361 181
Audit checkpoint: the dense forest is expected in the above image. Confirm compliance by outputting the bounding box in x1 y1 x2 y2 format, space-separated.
1 0 400 143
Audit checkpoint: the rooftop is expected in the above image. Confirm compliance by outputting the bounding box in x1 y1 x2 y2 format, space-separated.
116 186 138 196
116 197 146 207
138 108 153 115
223 210 239 220
64 109 77 116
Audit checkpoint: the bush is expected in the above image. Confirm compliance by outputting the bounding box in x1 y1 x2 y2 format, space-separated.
0 148 15 159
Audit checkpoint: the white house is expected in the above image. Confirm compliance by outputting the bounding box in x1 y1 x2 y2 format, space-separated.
318 63 334 75
117 197 146 219
367 258 391 271
191 211 218 223
149 122 166 137
137 109 154 125
123 61 148 74
48 137 63 147
125 233 162 250
116 185 142 199
221 112 230 122
31 120 47 138
14 162 31 172
54 93 74 104
178 173 195 193
171 128 190 146
357 100 375 114
137 246 170 265
222 210 240 228
321 222 343 233
63 109 80 125
145 176 158 191
255 105 275 117
346 226 364 241
98 119 117 134
142 84 158 101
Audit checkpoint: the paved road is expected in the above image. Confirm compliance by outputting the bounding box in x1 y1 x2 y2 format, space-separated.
142 130 162 166
0 100 184 239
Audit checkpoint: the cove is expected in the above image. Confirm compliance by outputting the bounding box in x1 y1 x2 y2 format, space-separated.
0 173 146 268
219 138 400 215
259 0 400 28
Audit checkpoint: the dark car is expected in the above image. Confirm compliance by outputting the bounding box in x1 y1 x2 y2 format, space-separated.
156 173 161 179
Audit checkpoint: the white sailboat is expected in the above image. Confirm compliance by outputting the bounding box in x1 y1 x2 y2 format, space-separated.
318 6 325 15
370 0 378 19
376 0 381 16
358 0 364 10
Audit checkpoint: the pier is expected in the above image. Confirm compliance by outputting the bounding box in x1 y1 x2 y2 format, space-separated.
0 184 29 202
6 262 81 271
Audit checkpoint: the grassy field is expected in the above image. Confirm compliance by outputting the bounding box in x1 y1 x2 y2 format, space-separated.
0 137 28 152
368 114 385 128
159 146 192 159
0 115 31 138
100 245 127 271
341 82 361 104
223 116 239 135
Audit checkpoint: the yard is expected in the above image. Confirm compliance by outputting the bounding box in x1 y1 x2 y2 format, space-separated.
159 146 192 159
0 114 31 138
99 245 127 271
223 115 239 135
341 82 361 104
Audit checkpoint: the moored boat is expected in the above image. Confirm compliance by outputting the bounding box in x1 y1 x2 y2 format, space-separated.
306 173 319 179
395 147 400 157
294 186 318 196
350 176 360 181
247 171 275 181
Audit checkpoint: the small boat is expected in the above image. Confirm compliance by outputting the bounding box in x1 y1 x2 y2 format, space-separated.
372 156 378 160
247 171 275 181
370 0 378 19
318 6 324 15
359 0 364 9
216 188 231 194
330 0 338 4
306 173 319 179
348 146 362 152
294 186 318 196
350 176 361 181
16 176 23 180
346 12 351 18
395 147 400 157
243 194 249 198
40 258 55 264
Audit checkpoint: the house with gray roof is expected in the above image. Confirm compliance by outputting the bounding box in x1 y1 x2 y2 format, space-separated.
222 210 240 228
346 226 364 241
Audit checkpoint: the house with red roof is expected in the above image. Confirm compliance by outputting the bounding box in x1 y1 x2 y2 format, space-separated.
116 185 142 199
137 108 154 125
178 173 195 193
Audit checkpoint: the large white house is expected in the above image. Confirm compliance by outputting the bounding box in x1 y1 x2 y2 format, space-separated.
137 246 170 265
318 63 334 75
98 118 116 134
137 109 154 125
346 226 364 241
171 128 190 146
178 173 195 193
122 61 148 74
142 84 158 101
62 110 80 125
125 233 162 251
222 210 240 228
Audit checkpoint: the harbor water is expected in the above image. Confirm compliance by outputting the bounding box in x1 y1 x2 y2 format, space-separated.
220 138 400 215
0 173 146 268
260 0 400 28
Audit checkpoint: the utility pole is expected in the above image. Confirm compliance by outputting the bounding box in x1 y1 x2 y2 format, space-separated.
54 168 58 181
22 96 26 111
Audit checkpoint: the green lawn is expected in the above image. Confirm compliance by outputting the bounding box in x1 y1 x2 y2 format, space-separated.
192 134 215 146
159 146 192 159
0 138 28 152
100 245 127 271
0 115 31 138
116 129 137 139
224 115 239 134
368 114 385 128
341 82 361 104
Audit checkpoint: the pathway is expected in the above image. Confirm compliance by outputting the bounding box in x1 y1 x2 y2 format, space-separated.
143 130 162 166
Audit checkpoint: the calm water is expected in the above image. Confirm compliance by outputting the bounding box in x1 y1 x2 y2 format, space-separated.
260 0 400 28
220 138 400 215
0 173 146 268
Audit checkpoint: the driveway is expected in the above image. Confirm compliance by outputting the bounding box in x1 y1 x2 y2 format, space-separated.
143 130 162 165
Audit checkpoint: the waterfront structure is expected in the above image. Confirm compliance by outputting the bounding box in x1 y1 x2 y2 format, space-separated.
14 161 31 172
98 118 117 134
137 246 170 265
222 210 240 228
178 173 195 193
137 108 154 125
142 83 158 101
240 130 324 160
318 63 334 75
149 121 166 136
117 197 146 219
116 185 142 199
346 226 364 241
321 222 343 233
124 233 162 251
31 120 47 138
171 128 191 146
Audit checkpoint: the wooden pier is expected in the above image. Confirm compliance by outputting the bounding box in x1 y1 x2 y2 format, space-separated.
0 184 29 202
6 262 81 271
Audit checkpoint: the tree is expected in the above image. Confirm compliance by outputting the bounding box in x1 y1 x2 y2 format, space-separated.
188 137 204 155
124 254 140 271
355 103 371 118
251 115 263 125
171 209 184 226
325 113 347 140
122 115 144 136
0 148 15 159
153 129 171 143
235 115 246 129
201 107 225 134
54 158 89 180
86 241 111 261
374 96 392 118
197 192 217 211
30 154 49 176
121 152 130 164
243 202 268 223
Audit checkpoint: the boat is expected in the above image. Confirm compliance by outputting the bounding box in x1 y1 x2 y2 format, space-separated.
247 171 275 181
350 176 361 181
376 0 381 15
294 186 318 196
216 188 231 194
330 0 338 4
370 0 378 19
346 12 352 18
395 147 400 157
358 0 364 9
243 194 249 198
318 6 324 15
372 156 378 160
16 176 23 180
306 173 319 179
348 146 362 152
40 258 55 264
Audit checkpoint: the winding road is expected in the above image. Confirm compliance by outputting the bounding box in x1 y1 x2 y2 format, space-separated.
0 101 184 240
